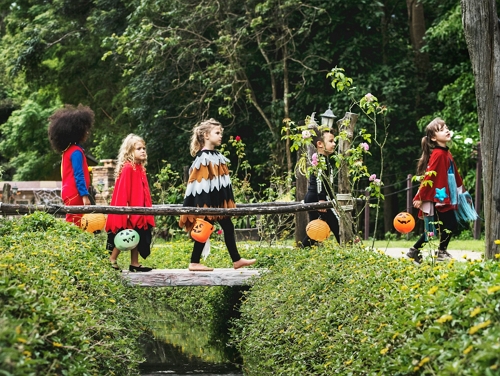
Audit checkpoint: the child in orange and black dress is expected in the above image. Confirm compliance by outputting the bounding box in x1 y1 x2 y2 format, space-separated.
300 125 340 247
106 134 155 272
407 118 468 264
179 118 256 271
48 104 94 227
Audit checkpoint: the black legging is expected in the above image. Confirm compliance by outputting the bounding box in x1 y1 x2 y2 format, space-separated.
413 208 458 251
301 208 340 247
190 217 241 263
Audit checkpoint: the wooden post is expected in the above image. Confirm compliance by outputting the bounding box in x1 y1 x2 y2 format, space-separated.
364 190 370 240
406 174 413 240
1 183 11 205
474 142 482 239
336 112 358 243
295 147 308 245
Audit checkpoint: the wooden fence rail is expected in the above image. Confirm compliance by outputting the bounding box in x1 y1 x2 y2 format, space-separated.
0 201 339 216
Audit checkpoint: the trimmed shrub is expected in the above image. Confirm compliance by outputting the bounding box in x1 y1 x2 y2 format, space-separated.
0 212 144 375
232 243 500 375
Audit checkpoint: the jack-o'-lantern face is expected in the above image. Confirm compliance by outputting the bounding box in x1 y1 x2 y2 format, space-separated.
393 212 415 234
190 218 214 243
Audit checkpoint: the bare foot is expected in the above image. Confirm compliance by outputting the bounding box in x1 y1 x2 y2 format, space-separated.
188 263 214 271
233 258 256 269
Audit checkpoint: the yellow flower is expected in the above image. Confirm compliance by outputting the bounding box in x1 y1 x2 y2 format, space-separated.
463 345 473 354
108 299 116 303
88 167 93 172
436 314 453 324
469 320 491 335
487 286 500 294
401 285 408 291
494 239 500 245
440 274 448 280
17 337 27 343
428 286 438 295
418 357 430 367
470 307 481 317
345 359 353 365
380 347 389 355
52 342 63 347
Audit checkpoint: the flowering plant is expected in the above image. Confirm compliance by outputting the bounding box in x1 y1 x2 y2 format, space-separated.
282 67 389 242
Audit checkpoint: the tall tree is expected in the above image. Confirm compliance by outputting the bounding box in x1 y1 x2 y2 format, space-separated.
461 0 500 258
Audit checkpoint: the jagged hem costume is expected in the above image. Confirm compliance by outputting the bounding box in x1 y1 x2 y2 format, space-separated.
301 154 340 246
105 162 155 259
61 144 90 226
412 145 464 251
179 149 241 263
179 149 236 232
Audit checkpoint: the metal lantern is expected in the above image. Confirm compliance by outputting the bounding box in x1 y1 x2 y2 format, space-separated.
114 229 140 251
190 218 214 243
80 213 106 233
320 104 336 128
306 219 330 242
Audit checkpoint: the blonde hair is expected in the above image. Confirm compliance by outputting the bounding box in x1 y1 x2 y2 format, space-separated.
416 117 446 175
189 118 223 156
115 133 147 179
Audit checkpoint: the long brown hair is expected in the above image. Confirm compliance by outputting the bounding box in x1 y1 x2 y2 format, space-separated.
416 117 446 175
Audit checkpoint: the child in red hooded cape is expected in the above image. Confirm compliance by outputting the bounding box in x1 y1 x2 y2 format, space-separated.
106 134 155 272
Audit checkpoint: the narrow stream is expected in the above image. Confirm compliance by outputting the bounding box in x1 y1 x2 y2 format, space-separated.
138 309 243 375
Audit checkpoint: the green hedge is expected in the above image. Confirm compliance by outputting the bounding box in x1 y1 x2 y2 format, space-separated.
232 243 500 375
0 212 144 375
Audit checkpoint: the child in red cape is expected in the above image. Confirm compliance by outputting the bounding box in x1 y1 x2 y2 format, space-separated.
407 118 469 264
106 134 155 272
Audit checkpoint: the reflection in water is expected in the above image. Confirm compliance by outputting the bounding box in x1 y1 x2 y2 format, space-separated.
139 308 243 375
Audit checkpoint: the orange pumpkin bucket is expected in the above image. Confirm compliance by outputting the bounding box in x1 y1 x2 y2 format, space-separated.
80 213 106 233
306 219 330 242
393 212 415 234
190 218 215 243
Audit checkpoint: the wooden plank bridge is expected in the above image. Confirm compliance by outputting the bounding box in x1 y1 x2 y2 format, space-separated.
121 268 264 287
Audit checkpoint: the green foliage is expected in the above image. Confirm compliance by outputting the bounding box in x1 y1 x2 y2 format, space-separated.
0 97 61 180
0 212 144 375
232 243 500 375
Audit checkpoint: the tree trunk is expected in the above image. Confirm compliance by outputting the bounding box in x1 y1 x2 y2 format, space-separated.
461 0 500 258
406 0 429 74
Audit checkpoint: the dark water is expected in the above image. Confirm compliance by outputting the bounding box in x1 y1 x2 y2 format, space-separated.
139 311 243 376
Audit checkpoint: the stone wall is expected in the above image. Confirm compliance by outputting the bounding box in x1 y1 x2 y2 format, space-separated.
91 159 116 205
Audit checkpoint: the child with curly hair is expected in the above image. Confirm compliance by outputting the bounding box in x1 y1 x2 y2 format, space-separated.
48 104 94 226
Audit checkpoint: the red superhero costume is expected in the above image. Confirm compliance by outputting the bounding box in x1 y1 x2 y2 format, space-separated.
413 146 464 216
61 144 90 225
105 162 155 233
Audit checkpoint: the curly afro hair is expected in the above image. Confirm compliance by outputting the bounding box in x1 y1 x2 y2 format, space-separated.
48 104 95 153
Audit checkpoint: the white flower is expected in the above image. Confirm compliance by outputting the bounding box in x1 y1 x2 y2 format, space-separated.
302 130 311 139
464 138 473 145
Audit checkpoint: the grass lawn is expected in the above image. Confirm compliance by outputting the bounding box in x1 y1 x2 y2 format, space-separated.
368 237 485 252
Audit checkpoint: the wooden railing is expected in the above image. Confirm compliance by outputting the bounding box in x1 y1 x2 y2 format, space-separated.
0 201 339 216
